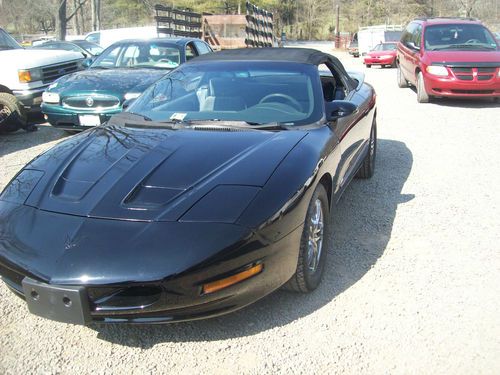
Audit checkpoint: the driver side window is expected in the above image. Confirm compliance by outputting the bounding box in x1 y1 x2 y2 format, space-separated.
186 43 198 61
319 63 346 102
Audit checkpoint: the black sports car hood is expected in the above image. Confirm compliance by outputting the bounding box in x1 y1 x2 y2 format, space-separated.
51 68 168 97
17 124 306 222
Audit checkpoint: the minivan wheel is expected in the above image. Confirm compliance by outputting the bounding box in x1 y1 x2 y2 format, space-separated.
397 64 408 88
416 72 430 103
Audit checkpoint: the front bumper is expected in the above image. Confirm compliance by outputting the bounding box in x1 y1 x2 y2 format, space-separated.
13 87 47 112
423 71 500 98
41 103 121 130
364 56 395 65
0 202 302 324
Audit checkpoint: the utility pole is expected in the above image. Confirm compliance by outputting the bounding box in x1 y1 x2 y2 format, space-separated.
336 4 340 47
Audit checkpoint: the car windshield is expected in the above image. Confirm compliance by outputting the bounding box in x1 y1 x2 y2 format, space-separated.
372 43 397 51
424 24 498 50
74 40 103 55
128 61 323 126
0 29 22 50
91 42 181 69
38 42 82 53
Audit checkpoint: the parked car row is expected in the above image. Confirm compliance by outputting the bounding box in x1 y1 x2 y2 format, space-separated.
0 17 497 326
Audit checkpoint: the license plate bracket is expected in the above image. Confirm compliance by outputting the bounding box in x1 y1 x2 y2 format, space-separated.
22 277 91 325
78 114 101 127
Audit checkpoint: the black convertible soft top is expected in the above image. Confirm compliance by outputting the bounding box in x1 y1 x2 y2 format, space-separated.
189 48 356 89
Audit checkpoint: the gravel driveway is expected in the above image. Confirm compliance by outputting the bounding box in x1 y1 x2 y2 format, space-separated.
0 48 499 375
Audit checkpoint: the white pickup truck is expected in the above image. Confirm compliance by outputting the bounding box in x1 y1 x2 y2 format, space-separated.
0 27 84 132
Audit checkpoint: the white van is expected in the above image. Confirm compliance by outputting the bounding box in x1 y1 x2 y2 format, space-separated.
85 26 158 48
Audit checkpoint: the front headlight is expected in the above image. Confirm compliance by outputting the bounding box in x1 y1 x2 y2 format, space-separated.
124 92 141 101
42 91 60 104
426 65 449 76
18 68 43 83
180 185 260 223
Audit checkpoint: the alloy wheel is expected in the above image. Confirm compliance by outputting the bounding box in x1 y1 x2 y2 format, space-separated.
307 199 324 272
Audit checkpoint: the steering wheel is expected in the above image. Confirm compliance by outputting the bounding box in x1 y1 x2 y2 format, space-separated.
259 93 302 112
465 39 481 44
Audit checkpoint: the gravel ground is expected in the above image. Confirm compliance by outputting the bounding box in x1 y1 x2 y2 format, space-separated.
0 47 499 375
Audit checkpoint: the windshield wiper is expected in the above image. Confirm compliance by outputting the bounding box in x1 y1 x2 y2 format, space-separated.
160 119 290 130
124 112 152 121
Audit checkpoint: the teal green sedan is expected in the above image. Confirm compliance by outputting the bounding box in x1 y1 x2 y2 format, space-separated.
41 38 212 131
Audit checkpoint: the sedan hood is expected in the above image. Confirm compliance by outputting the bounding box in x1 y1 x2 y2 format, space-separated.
425 50 500 65
367 50 396 57
22 123 307 222
51 68 168 98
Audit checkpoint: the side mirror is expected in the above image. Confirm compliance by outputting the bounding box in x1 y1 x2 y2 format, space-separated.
325 100 358 121
407 41 420 51
122 98 136 110
82 58 93 68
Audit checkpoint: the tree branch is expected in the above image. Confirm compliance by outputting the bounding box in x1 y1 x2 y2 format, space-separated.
66 0 88 22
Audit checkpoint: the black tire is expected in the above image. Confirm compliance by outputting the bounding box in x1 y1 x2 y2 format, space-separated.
284 184 330 293
391 59 397 68
397 64 408 88
0 93 27 134
356 117 377 179
416 71 430 103
366 64 371 68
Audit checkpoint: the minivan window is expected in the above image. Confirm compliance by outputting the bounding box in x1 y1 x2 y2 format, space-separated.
401 23 419 47
424 24 497 50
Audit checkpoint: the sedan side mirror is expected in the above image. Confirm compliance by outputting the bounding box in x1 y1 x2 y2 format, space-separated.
407 41 420 51
82 58 93 68
325 100 358 121
122 98 136 110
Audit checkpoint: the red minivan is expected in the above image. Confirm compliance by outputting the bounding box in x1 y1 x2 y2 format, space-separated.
396 17 500 103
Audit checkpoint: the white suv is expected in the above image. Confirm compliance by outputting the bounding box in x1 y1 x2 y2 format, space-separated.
0 28 84 132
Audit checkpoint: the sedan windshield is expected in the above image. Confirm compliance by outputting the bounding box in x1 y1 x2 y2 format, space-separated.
372 43 397 51
424 24 498 50
0 29 22 50
74 40 103 55
128 61 323 126
91 42 181 69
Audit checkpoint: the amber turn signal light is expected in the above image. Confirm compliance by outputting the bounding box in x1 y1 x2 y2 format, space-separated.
18 70 32 83
202 264 263 294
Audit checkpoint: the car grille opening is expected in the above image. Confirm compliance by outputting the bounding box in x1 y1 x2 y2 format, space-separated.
0 263 25 292
451 66 497 82
42 61 81 84
62 95 120 110
89 286 162 314
451 89 494 94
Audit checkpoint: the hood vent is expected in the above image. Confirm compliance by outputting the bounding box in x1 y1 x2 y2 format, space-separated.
191 125 254 132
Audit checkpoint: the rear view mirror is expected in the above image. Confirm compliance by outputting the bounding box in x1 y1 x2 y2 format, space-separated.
325 100 358 121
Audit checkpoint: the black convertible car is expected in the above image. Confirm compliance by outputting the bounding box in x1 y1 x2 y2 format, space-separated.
0 48 377 324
